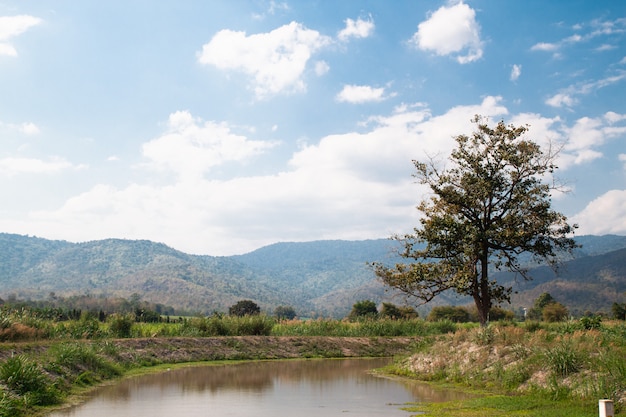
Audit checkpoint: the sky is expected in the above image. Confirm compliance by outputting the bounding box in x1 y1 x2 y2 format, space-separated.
0 1 625 256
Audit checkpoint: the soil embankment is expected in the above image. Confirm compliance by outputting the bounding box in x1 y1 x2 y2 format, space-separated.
105 335 419 362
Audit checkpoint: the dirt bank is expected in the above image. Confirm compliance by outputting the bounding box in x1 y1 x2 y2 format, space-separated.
110 336 419 363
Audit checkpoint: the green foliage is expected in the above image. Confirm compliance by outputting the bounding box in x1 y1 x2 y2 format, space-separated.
348 300 378 320
229 300 261 317
48 343 123 384
579 315 602 330
0 356 60 406
107 314 134 338
380 303 418 319
544 341 583 377
427 306 471 323
373 117 578 326
274 305 297 320
542 302 569 322
611 302 626 320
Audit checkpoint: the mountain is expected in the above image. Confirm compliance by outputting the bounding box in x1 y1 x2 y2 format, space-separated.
0 233 625 317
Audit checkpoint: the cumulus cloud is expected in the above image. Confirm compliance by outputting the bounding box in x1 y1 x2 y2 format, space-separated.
544 72 626 109
18 98 509 255
546 93 578 108
510 64 522 81
314 60 330 76
0 157 83 176
410 2 483 64
571 190 626 236
335 84 389 103
0 15 42 56
338 16 375 41
532 16 626 56
197 22 331 99
141 110 279 180
0 120 40 135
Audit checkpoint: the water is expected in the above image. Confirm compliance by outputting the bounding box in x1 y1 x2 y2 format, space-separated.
48 358 467 417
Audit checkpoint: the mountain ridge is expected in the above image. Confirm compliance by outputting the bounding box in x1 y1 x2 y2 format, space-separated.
0 232 625 317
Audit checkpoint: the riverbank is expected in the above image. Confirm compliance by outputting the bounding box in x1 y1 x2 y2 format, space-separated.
385 323 626 416
0 336 420 417
2 321 625 417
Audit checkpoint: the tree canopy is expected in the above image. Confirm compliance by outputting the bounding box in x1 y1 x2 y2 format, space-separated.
373 116 578 325
228 300 261 317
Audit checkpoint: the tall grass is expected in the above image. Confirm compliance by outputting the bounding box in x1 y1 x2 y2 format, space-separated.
0 355 61 407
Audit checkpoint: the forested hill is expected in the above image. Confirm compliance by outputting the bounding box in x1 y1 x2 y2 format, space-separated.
0 233 625 317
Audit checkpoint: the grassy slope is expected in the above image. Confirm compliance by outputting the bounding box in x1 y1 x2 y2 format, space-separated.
387 322 626 417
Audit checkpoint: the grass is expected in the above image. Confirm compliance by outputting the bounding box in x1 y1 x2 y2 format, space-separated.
404 394 598 417
386 321 626 416
0 307 624 417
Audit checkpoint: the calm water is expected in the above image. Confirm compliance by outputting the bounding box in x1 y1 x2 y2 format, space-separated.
48 358 468 417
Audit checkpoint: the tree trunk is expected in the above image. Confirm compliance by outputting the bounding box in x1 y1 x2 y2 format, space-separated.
477 253 491 327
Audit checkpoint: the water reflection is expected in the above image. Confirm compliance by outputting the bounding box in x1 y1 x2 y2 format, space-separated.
49 358 469 417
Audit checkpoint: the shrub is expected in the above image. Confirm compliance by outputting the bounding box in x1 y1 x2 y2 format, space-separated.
542 302 569 322
544 341 583 377
427 306 471 323
108 314 134 338
229 300 261 317
274 306 297 320
348 300 378 320
0 356 60 406
579 315 602 330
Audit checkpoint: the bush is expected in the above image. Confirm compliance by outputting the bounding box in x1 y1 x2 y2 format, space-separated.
348 300 378 320
428 306 471 323
274 306 297 320
542 303 569 322
579 315 602 330
229 300 261 317
544 341 583 377
380 303 418 320
0 356 60 406
108 314 134 338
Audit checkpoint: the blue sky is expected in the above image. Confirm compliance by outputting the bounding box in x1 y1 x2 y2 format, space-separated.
0 1 625 255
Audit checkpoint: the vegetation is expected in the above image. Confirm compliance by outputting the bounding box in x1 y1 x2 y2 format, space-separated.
274 305 297 320
228 300 261 317
373 116 578 325
1 233 625 319
348 300 378 320
389 321 626 416
0 296 624 416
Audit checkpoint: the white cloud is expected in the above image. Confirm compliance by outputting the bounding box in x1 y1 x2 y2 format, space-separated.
335 84 388 103
338 17 375 41
410 2 483 64
0 15 42 56
546 93 577 108
532 16 626 57
531 42 559 52
0 120 40 134
314 60 330 76
252 1 289 20
15 98 509 255
19 122 40 135
0 157 83 176
553 113 626 169
571 190 626 236
546 72 626 108
197 22 332 99
510 64 522 81
142 110 279 181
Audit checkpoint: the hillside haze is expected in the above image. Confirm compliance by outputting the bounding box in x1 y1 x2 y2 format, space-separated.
0 233 625 317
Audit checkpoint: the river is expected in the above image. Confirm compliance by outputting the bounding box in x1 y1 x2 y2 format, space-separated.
48 358 468 416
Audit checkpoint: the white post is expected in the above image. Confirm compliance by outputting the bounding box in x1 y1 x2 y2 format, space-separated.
599 399 614 417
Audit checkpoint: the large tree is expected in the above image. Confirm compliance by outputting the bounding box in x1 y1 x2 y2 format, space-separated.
373 116 577 326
